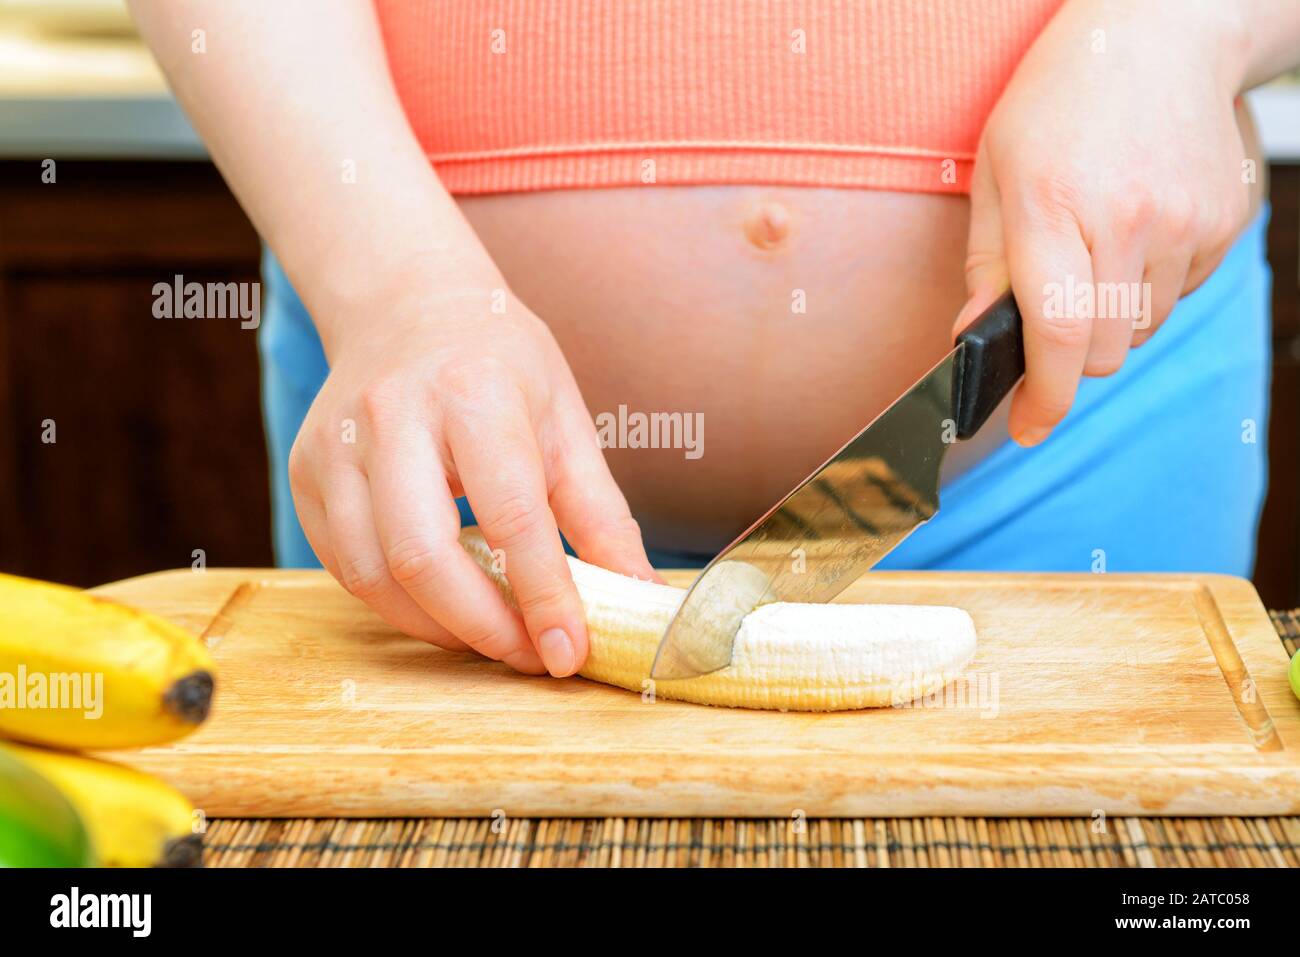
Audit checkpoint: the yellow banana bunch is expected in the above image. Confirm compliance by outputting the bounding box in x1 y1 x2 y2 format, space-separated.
0 572 215 748
4 744 200 868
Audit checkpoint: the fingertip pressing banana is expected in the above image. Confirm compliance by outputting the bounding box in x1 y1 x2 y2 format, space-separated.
0 747 96 868
0 573 215 749
459 528 976 710
5 744 200 868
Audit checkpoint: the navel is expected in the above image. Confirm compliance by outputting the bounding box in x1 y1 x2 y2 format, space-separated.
743 200 791 250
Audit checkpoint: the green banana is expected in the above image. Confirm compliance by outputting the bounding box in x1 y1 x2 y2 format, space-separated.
0 748 94 867
6 744 201 868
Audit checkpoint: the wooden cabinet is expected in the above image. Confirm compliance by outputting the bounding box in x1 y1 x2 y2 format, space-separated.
0 160 271 584
1255 164 1300 609
1 159 1298 607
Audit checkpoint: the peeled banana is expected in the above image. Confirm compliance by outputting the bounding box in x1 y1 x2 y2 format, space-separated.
0 748 95 868
459 528 976 710
0 572 215 749
5 744 200 868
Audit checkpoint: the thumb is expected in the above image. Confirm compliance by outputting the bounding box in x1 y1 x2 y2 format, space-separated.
954 138 1010 337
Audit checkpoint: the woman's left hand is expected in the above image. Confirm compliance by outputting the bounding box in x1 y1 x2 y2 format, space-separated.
957 0 1255 446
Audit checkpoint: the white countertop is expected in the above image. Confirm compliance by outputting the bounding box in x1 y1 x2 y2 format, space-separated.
1246 84 1300 163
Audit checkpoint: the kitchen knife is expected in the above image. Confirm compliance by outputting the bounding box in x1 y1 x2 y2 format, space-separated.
650 292 1025 680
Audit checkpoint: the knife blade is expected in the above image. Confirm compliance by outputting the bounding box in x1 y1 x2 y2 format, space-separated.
650 293 1025 680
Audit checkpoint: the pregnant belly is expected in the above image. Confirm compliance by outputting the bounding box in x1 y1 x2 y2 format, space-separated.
458 186 1002 554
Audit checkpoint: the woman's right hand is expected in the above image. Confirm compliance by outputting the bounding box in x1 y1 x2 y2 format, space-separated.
289 282 660 677
127 0 657 676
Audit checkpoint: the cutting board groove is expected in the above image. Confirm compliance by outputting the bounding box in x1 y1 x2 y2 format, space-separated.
1189 583 1281 750
93 568 1300 818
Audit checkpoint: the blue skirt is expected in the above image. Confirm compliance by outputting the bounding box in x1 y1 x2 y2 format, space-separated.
258 208 1272 575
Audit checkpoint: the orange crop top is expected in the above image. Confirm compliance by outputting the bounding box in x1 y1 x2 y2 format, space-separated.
373 0 1064 195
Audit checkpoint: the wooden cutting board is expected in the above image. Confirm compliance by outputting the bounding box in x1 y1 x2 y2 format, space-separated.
93 568 1300 818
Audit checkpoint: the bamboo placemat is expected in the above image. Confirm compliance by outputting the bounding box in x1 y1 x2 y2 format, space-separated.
204 609 1300 868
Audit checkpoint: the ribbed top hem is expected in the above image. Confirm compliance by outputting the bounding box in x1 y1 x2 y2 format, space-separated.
374 0 1063 195
433 148 971 194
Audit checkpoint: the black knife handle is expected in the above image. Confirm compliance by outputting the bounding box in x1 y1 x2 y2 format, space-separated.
954 292 1025 440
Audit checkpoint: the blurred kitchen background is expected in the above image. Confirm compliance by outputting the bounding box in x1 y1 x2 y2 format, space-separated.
1 0 1299 606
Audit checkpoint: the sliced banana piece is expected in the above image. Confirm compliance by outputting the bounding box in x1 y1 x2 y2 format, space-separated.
459 528 975 711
